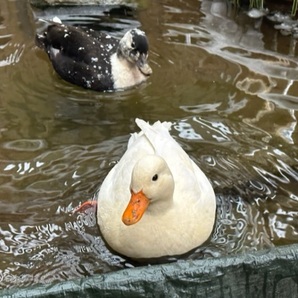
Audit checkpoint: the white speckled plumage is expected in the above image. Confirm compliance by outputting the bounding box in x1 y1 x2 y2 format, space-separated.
36 17 152 91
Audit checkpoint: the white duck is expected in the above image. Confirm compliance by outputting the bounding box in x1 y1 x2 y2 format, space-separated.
97 118 216 259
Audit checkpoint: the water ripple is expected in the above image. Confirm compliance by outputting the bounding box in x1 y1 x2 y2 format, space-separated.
164 0 298 105
172 115 298 257
0 206 122 289
2 139 47 151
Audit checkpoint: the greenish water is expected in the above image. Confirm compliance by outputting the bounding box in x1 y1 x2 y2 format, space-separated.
0 0 297 289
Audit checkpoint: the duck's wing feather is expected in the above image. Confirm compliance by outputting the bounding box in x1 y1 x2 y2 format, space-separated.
37 24 118 63
36 23 119 91
135 118 193 166
48 51 114 91
135 118 214 200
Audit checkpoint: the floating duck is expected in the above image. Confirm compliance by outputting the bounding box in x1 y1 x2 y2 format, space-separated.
97 119 216 259
36 17 152 91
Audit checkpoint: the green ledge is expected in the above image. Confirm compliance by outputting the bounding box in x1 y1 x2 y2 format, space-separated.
2 243 298 297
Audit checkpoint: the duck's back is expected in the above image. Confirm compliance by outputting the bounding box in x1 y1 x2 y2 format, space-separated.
36 24 118 91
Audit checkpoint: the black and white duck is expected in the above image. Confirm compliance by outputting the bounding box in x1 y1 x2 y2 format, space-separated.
36 17 152 91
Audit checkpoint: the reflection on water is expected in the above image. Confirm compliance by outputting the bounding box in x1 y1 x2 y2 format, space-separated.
0 0 298 290
0 208 124 288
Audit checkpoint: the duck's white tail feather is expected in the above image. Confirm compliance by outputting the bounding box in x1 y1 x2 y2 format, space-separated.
136 118 196 171
136 118 172 132
135 119 172 154
37 16 62 24
127 119 171 149
52 16 62 24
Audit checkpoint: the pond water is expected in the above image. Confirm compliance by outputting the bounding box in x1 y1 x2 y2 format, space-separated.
0 0 298 290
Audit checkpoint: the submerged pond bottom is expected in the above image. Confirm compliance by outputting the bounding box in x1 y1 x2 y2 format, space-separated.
2 243 298 297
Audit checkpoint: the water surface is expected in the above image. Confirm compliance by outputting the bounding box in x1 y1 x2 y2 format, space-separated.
0 0 298 289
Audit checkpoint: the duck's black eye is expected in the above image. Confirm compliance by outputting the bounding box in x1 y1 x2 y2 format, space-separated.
131 42 136 48
152 174 158 181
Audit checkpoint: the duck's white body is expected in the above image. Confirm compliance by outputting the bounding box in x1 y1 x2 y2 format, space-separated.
97 119 216 259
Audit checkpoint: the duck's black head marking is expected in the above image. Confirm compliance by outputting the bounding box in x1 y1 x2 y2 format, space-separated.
130 29 149 55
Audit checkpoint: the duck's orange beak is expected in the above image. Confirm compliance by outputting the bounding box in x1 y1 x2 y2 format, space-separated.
122 190 150 225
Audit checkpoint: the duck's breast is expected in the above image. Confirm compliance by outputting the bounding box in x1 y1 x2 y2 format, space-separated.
110 54 148 89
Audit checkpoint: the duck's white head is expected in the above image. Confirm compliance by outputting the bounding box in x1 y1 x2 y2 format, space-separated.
118 29 152 76
122 155 174 226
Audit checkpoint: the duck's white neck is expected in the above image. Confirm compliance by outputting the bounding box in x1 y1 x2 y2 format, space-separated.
110 53 147 90
147 196 174 216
